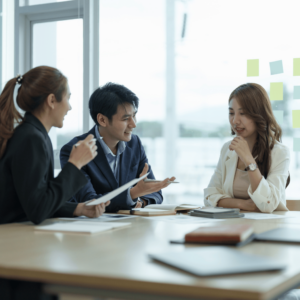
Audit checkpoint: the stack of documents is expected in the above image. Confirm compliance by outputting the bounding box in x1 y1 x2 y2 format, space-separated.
189 207 244 219
35 221 130 235
129 204 201 216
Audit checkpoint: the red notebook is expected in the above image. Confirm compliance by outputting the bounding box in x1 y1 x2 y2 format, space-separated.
185 224 254 243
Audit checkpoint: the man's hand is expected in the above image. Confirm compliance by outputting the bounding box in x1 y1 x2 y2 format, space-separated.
239 199 260 211
134 199 147 208
130 163 176 199
73 200 111 218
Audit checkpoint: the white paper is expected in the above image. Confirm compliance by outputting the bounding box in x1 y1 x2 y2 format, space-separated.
146 204 201 211
35 222 113 234
86 173 149 206
242 213 287 220
141 215 223 223
58 214 137 222
35 221 130 234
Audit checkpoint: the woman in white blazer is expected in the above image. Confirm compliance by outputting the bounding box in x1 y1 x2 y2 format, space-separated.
204 83 290 212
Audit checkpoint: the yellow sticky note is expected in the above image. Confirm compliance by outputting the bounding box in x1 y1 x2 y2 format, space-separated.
270 82 283 101
294 58 300 76
292 110 300 128
247 59 259 77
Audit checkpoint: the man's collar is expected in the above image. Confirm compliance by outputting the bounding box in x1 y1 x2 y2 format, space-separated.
94 125 126 157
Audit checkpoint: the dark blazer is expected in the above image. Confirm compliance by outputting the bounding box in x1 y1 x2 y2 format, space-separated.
0 113 88 225
60 127 163 212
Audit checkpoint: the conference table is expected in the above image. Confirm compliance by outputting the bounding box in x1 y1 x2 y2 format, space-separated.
1 211 300 300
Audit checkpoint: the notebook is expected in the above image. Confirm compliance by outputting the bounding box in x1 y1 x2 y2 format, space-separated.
35 221 130 235
255 228 300 243
189 207 244 219
149 247 285 276
185 224 254 243
86 172 149 206
146 204 201 211
130 208 177 216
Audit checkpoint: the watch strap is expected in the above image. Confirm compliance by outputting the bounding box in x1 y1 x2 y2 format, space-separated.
244 163 257 172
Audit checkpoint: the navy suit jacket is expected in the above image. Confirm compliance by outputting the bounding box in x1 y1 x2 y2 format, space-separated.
60 127 163 212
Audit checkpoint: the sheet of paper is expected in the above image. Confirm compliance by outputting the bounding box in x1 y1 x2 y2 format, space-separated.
269 60 283 75
294 86 300 99
270 82 283 101
242 213 287 220
74 221 131 228
141 215 223 223
292 110 300 128
58 214 137 222
35 222 114 234
247 59 259 76
146 204 201 211
86 172 149 206
273 110 283 125
294 58 300 76
294 138 300 152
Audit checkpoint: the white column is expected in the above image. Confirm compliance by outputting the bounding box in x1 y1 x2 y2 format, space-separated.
165 0 178 178
83 0 100 132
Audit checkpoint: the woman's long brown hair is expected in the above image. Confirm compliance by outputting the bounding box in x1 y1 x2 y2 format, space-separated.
229 83 289 186
0 66 67 159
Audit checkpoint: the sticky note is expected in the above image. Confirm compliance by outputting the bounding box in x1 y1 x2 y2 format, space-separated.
273 110 283 125
293 138 300 151
292 110 300 128
270 60 283 75
293 86 300 99
247 59 259 77
270 82 283 101
294 58 300 76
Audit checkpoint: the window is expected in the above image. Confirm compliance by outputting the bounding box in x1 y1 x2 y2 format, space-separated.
32 19 83 149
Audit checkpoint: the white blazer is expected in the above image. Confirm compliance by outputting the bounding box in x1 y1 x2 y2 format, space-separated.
204 140 290 212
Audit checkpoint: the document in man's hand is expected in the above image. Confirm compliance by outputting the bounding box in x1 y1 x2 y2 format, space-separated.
86 173 149 206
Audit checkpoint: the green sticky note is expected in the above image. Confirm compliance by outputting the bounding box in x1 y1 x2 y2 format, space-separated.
294 58 300 76
247 59 259 77
293 138 300 151
273 110 283 125
270 82 283 101
292 110 300 128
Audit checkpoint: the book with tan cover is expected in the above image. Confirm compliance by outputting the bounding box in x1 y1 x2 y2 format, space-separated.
185 224 254 243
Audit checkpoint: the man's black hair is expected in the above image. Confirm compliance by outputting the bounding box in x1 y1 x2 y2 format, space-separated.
89 82 139 125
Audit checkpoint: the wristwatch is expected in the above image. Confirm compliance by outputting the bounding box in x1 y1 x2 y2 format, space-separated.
244 163 257 172
137 198 145 208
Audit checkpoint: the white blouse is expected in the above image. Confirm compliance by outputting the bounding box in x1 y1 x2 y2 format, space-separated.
204 140 290 212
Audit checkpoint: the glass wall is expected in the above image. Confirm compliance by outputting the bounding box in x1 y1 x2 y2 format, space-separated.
19 0 71 6
100 0 300 204
32 18 83 150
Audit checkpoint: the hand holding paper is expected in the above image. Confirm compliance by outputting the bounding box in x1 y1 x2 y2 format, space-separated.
85 172 150 206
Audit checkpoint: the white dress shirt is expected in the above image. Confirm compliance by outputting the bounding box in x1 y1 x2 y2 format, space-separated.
204 140 290 212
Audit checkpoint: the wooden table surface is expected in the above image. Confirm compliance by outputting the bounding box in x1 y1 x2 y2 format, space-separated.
1 211 300 300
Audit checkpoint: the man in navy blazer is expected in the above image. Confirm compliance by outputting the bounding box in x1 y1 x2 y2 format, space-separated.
60 83 175 212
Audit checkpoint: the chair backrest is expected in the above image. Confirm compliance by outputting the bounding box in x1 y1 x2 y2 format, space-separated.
286 200 300 211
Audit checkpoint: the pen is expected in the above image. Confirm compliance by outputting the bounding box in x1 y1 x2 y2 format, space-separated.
74 138 96 148
144 179 179 183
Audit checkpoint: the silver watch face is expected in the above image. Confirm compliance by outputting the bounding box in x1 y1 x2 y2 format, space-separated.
249 163 257 171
